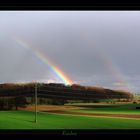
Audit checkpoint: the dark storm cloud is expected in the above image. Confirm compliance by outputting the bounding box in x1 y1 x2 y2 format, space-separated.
0 11 140 93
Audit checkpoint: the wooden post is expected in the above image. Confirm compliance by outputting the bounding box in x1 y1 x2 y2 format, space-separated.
35 83 37 123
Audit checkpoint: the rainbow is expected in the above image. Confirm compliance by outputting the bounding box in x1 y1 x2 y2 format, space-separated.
14 37 73 85
82 35 133 93
96 48 133 92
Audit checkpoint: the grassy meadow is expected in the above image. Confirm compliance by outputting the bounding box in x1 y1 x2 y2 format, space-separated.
0 103 140 129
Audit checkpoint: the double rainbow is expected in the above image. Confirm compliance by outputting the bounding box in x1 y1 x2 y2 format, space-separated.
14 36 133 93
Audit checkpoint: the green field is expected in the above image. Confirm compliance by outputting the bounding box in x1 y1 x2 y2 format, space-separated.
67 104 140 114
0 104 140 129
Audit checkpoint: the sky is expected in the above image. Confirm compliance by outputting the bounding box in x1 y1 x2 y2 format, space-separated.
0 11 140 93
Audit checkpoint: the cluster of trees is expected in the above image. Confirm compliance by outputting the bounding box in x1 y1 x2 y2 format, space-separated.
28 97 67 105
0 96 28 110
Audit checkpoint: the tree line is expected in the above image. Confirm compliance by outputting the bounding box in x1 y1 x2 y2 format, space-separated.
0 96 27 110
0 82 134 111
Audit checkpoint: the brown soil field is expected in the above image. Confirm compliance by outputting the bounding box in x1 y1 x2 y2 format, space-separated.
45 110 140 119
19 105 82 111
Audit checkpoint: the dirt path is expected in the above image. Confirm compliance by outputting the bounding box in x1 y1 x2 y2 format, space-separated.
45 110 140 119
19 105 82 111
